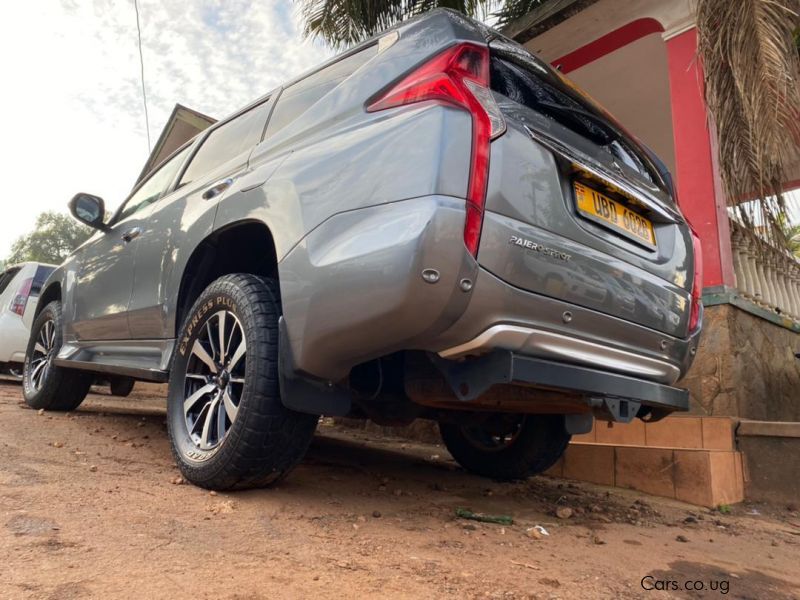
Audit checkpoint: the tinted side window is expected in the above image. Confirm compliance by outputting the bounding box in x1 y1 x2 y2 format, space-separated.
266 46 377 138
118 145 192 221
179 100 273 187
0 267 21 295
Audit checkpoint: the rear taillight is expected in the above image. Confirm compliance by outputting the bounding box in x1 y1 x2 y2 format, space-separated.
10 277 33 317
689 228 703 332
367 43 506 257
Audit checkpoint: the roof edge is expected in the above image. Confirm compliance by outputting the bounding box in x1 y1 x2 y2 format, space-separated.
500 0 600 45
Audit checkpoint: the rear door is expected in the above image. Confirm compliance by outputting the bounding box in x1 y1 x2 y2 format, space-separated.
127 96 275 338
480 40 694 338
71 147 190 340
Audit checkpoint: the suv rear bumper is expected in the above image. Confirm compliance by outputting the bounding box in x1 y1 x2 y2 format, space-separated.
431 264 700 386
430 350 688 421
438 323 682 384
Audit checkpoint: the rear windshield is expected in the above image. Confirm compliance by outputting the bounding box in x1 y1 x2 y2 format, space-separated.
0 267 21 295
489 53 659 187
33 266 54 294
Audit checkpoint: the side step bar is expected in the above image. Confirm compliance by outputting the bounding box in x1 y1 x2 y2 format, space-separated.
52 358 168 382
53 339 173 383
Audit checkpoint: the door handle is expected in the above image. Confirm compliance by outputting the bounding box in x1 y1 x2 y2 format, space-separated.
202 178 233 200
121 227 142 243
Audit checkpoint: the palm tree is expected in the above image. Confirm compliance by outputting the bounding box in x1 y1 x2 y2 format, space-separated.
697 0 800 249
297 0 800 249
779 213 800 257
297 0 542 50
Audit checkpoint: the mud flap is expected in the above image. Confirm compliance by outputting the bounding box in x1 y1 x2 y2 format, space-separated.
277 317 352 416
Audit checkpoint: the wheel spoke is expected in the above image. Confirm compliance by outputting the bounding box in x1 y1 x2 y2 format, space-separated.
217 312 227 364
217 396 227 441
191 340 217 374
227 339 246 371
183 383 216 413
222 388 238 422
46 321 55 348
189 401 210 435
31 359 47 380
184 373 207 381
205 321 218 361
225 322 237 365
38 328 48 349
200 393 221 448
30 359 48 389
33 344 47 357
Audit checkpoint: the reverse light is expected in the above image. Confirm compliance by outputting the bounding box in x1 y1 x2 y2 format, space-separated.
367 43 505 257
689 228 703 332
10 277 33 317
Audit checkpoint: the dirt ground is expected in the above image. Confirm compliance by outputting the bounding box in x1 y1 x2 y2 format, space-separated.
1 380 799 599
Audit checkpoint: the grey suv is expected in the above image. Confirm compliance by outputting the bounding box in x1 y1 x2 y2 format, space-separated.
24 10 702 489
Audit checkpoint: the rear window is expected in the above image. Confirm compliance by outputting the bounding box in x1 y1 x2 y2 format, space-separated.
179 99 274 187
32 266 54 294
0 267 21 295
489 54 658 187
265 45 378 138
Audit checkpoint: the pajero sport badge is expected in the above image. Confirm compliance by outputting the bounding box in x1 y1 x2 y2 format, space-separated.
509 235 572 261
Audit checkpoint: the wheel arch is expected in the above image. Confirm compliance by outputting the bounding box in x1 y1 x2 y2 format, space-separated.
174 220 279 338
35 281 62 318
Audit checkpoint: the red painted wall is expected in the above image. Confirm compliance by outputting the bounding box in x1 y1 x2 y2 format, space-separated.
665 28 734 289
552 18 664 74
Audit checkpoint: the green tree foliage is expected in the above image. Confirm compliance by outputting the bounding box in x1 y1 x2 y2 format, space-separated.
296 0 548 50
781 214 800 258
6 211 92 266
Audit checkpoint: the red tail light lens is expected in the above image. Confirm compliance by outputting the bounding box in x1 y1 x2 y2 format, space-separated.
10 277 33 317
367 43 505 257
689 229 703 332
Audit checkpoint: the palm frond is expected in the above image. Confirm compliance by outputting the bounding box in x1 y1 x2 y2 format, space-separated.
493 0 549 28
296 0 501 49
697 0 800 249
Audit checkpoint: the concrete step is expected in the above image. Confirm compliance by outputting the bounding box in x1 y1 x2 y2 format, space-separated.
573 414 736 451
546 442 744 507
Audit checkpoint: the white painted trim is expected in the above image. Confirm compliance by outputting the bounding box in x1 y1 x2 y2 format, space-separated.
662 18 696 41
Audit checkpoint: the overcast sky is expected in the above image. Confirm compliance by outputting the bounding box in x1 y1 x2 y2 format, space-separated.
0 0 332 259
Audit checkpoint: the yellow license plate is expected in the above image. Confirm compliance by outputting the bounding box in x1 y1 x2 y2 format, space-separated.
574 181 656 248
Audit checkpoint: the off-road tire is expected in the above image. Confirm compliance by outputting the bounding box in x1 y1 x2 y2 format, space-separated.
23 301 93 411
439 415 571 481
167 274 318 490
109 376 135 397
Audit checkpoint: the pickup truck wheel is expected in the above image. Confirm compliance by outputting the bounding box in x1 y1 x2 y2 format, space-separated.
109 377 135 397
167 274 318 490
22 301 93 411
439 414 570 481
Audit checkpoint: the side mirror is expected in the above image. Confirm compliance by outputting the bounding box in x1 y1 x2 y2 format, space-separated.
69 193 107 231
